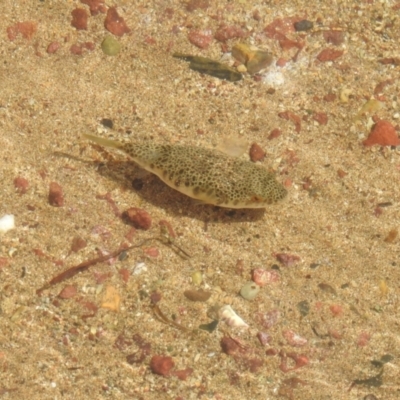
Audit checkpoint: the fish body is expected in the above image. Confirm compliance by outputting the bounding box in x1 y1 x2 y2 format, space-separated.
83 134 287 209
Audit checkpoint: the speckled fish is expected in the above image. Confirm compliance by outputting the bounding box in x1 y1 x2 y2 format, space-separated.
83 134 287 209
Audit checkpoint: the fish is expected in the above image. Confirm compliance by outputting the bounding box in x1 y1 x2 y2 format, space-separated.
83 133 287 209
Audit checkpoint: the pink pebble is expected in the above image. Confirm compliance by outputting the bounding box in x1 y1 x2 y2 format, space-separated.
252 268 280 286
122 207 152 230
283 329 308 347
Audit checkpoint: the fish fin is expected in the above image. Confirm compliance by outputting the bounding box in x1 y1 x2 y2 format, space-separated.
216 136 248 157
83 133 123 150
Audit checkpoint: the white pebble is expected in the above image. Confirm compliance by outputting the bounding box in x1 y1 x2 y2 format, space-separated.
133 262 147 275
0 214 15 233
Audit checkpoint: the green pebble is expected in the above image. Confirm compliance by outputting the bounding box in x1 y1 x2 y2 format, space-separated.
240 281 260 301
101 36 121 56
297 300 310 317
191 271 203 286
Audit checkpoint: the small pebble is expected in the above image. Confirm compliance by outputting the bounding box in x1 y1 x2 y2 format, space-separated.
14 176 29 194
48 182 64 207
240 281 260 301
219 305 249 328
318 282 337 296
101 36 121 56
100 118 114 128
317 48 343 62
249 143 266 162
276 253 300 267
294 19 314 32
122 207 152 230
191 270 203 285
7 21 37 41
104 7 130 36
81 0 107 16
363 120 400 147
283 329 308 346
150 355 175 376
47 42 60 54
184 289 211 302
297 300 310 317
58 285 77 299
71 8 88 30
0 215 15 233
70 236 87 252
188 29 212 49
252 268 279 286
294 20 313 32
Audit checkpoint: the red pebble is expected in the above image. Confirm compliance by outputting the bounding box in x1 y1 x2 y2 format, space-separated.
249 143 266 162
48 182 64 207
143 247 159 258
279 351 309 372
0 258 9 268
71 8 88 30
276 57 288 67
220 336 240 355
104 7 131 36
14 176 29 194
363 120 400 147
357 331 371 347
81 0 106 16
47 42 60 54
323 93 336 102
278 111 301 133
252 268 280 286
123 207 152 230
264 17 298 39
58 285 77 299
283 329 308 347
119 268 130 283
7 21 37 41
313 112 328 125
150 355 175 376
188 29 212 49
70 44 83 55
214 25 245 42
172 368 194 381
70 236 87 252
317 48 343 62
329 304 343 316
276 253 300 267
268 128 282 140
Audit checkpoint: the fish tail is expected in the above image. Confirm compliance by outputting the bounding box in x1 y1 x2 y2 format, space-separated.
83 133 123 150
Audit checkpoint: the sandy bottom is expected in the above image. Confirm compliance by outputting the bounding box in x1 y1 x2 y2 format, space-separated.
1 1 400 399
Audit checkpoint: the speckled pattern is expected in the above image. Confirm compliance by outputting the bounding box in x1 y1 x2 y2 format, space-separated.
84 134 287 208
